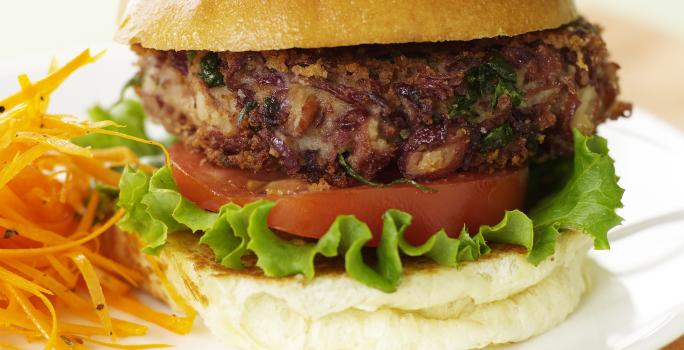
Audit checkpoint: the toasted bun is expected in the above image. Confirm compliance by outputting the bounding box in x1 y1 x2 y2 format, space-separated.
115 0 578 52
104 227 591 349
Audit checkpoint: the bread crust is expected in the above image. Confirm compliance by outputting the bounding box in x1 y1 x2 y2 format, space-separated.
115 0 578 51
104 226 591 349
101 225 171 304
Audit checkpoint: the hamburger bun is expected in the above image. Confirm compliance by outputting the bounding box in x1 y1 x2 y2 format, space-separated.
115 0 578 51
103 227 591 350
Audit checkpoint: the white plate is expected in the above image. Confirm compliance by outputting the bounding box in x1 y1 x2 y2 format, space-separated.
1 47 683 350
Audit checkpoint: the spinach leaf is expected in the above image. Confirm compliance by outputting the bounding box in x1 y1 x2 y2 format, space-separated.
199 53 225 88
449 55 524 119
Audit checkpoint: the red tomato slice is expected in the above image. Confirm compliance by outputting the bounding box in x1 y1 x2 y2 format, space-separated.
170 144 528 246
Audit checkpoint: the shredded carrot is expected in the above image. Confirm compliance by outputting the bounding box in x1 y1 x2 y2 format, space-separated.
0 209 124 258
78 337 171 349
0 341 25 350
0 266 52 296
4 260 90 312
70 156 122 187
69 253 116 341
0 50 103 111
106 292 193 335
91 147 156 173
145 255 196 334
74 190 100 237
79 250 143 286
0 217 68 245
0 144 52 189
90 129 171 167
0 49 195 349
2 283 58 349
46 255 79 288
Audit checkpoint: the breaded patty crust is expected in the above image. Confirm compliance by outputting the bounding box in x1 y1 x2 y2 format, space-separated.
134 19 630 187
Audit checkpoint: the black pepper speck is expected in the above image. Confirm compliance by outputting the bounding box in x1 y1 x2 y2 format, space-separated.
3 230 18 239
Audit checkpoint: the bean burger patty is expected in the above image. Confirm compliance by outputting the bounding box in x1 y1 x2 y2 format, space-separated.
134 18 630 187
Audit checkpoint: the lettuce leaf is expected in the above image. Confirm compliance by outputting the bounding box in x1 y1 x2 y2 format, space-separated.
115 130 624 292
528 129 624 252
73 99 163 157
117 166 216 254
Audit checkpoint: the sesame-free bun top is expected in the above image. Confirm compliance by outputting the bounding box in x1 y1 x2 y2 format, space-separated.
115 0 578 52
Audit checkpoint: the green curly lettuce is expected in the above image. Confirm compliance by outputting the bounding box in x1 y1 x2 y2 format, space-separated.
117 166 217 254
528 129 625 251
115 130 623 292
73 99 167 157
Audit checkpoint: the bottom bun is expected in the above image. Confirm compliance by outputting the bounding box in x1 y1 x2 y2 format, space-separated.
104 228 592 350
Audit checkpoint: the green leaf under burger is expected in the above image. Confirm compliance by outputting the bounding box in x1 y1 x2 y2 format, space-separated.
73 99 163 157
115 130 624 291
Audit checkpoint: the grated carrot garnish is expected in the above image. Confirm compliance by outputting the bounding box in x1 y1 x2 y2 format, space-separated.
90 147 156 173
0 49 195 349
0 341 25 350
0 209 124 258
79 250 143 286
74 190 100 238
69 253 116 341
45 255 79 289
77 337 171 349
106 292 193 335
144 256 196 334
2 283 58 349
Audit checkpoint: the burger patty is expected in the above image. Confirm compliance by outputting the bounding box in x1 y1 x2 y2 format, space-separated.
134 18 630 187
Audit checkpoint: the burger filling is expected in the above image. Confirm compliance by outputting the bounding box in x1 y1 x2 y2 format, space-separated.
133 18 629 187
110 18 628 292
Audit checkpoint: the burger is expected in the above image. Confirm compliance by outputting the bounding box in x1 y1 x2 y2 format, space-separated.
109 0 631 348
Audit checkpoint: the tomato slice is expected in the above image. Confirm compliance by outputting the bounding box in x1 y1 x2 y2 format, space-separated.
170 144 528 246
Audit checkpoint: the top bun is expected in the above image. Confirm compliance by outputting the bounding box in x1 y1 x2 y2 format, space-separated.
115 0 578 52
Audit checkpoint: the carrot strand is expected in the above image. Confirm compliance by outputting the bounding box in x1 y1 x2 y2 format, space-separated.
0 49 186 350
69 253 116 340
